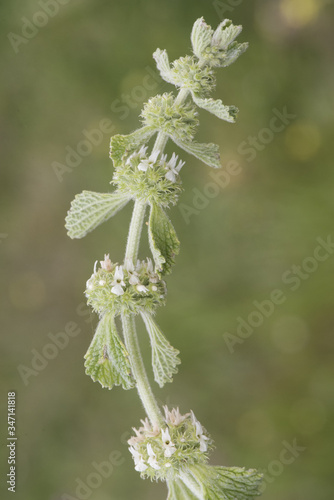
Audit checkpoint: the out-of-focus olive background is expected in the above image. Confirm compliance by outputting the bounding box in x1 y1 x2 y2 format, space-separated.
1 0 334 499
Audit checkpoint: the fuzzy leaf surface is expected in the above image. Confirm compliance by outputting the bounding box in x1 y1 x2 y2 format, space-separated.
220 42 249 68
191 17 213 59
153 48 175 84
212 20 243 50
148 202 180 275
84 313 135 390
140 311 180 387
167 479 199 500
192 96 238 123
186 465 263 500
109 126 155 165
65 190 130 239
173 138 221 169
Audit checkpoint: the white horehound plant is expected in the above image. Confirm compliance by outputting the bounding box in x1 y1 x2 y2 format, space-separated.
65 17 263 500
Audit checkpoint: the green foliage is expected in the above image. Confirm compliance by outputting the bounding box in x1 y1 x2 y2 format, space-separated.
109 127 155 166
179 464 263 500
172 138 221 168
65 190 130 239
65 14 261 500
140 311 180 387
84 313 135 390
148 202 180 275
192 96 238 123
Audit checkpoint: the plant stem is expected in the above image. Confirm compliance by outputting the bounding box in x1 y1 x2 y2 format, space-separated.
124 199 147 263
121 312 164 426
121 86 191 427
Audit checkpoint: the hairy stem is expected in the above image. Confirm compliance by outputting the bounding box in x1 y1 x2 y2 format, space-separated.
121 313 163 426
121 86 190 426
124 199 147 263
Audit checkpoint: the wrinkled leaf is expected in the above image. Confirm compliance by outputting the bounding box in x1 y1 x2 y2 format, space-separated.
148 202 180 275
173 138 221 169
192 95 238 123
109 126 155 165
140 311 180 388
212 20 243 50
220 42 249 68
191 17 214 59
153 48 175 84
84 313 135 390
65 190 130 239
184 464 263 500
167 479 199 500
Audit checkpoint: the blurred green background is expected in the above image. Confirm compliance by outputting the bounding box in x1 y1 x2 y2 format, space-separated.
1 0 334 499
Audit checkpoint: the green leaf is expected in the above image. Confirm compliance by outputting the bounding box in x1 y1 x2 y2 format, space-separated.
173 138 221 169
167 479 200 500
212 20 243 51
84 313 135 390
148 202 180 275
220 42 249 68
140 311 180 388
185 465 263 500
192 95 238 123
65 190 131 239
153 48 175 84
191 17 214 59
109 126 155 165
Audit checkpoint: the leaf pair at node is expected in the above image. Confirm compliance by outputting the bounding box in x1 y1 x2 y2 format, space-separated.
85 310 180 390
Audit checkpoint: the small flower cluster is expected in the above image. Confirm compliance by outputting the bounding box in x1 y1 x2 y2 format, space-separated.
141 93 198 142
112 147 184 207
128 407 213 481
167 55 215 96
85 255 167 316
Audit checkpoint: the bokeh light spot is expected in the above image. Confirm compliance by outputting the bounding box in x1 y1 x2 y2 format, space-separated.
280 0 323 28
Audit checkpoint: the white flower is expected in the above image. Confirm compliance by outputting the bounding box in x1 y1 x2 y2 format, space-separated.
164 153 185 183
126 146 147 166
137 284 148 293
191 411 210 452
100 254 113 271
98 280 106 286
199 434 210 452
161 428 177 457
111 265 125 296
164 406 189 426
146 443 160 470
138 150 160 172
129 446 148 472
86 279 94 291
135 457 148 472
124 258 140 285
